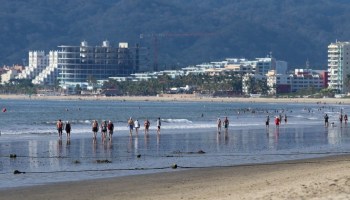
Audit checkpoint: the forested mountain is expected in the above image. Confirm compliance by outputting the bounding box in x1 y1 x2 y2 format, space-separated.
1 0 350 70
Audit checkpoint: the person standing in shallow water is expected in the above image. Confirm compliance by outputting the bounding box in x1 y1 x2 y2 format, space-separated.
156 117 161 134
128 117 134 135
101 120 107 140
134 119 140 135
144 119 150 134
107 120 114 141
217 118 222 133
275 117 280 128
56 119 63 139
92 120 99 139
324 114 329 127
265 115 270 128
345 114 348 124
65 121 71 139
223 117 229 132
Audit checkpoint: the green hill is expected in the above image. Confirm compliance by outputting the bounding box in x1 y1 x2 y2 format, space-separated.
1 0 350 70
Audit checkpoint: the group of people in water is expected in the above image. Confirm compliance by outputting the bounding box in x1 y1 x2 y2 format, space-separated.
324 113 348 127
56 117 162 140
265 114 288 128
56 119 71 139
217 117 229 133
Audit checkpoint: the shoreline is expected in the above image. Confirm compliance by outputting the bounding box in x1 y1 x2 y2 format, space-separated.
0 94 349 104
1 154 350 199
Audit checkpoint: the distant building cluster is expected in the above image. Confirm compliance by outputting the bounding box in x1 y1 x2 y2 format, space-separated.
2 40 142 92
2 40 350 96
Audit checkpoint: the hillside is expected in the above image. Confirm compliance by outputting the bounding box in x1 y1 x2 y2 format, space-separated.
1 0 350 70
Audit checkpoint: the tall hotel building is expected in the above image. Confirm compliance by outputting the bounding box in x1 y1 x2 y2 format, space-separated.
328 41 350 94
58 41 139 87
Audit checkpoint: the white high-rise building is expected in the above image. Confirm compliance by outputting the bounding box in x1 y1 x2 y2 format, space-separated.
17 51 48 79
328 41 350 93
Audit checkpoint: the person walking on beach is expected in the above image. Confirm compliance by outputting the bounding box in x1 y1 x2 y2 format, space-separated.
134 119 140 135
217 118 222 133
223 117 229 131
56 119 63 139
339 114 343 127
65 121 71 139
144 119 150 134
265 115 270 128
324 114 329 127
92 120 99 139
107 120 114 141
101 120 108 140
128 117 134 135
156 117 161 134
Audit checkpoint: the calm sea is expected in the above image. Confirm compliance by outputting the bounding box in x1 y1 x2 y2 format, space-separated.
0 99 350 189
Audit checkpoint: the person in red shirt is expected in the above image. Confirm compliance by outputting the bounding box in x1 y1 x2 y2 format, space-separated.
275 117 280 127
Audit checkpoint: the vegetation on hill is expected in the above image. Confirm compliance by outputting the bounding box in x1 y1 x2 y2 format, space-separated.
1 0 350 69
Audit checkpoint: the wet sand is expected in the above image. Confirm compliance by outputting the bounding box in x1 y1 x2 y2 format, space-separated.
1 155 350 199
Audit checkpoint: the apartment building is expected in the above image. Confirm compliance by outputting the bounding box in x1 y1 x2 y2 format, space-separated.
328 41 350 94
266 69 326 95
58 41 138 88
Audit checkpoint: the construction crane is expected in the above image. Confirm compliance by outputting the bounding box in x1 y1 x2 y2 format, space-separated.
139 32 215 71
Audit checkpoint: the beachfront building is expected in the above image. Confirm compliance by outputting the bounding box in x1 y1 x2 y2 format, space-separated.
267 69 327 95
16 51 59 85
290 69 326 92
328 41 350 94
58 41 140 90
17 51 48 80
1 69 19 84
266 70 291 95
32 51 59 85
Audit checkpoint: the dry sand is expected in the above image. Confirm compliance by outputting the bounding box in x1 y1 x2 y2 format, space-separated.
1 155 350 199
1 94 349 104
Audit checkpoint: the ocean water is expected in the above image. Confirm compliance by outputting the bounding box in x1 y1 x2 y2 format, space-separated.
1 99 350 189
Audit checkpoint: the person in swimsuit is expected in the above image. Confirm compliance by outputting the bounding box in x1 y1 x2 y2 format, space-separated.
217 118 222 133
265 115 270 128
156 117 161 134
128 117 134 135
56 119 63 139
223 117 229 131
144 119 150 134
324 114 329 127
107 120 114 141
101 120 107 140
65 121 71 139
92 120 99 139
134 119 140 135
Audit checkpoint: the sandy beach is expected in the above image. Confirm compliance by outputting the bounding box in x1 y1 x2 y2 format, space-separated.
0 155 349 199
1 93 349 104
